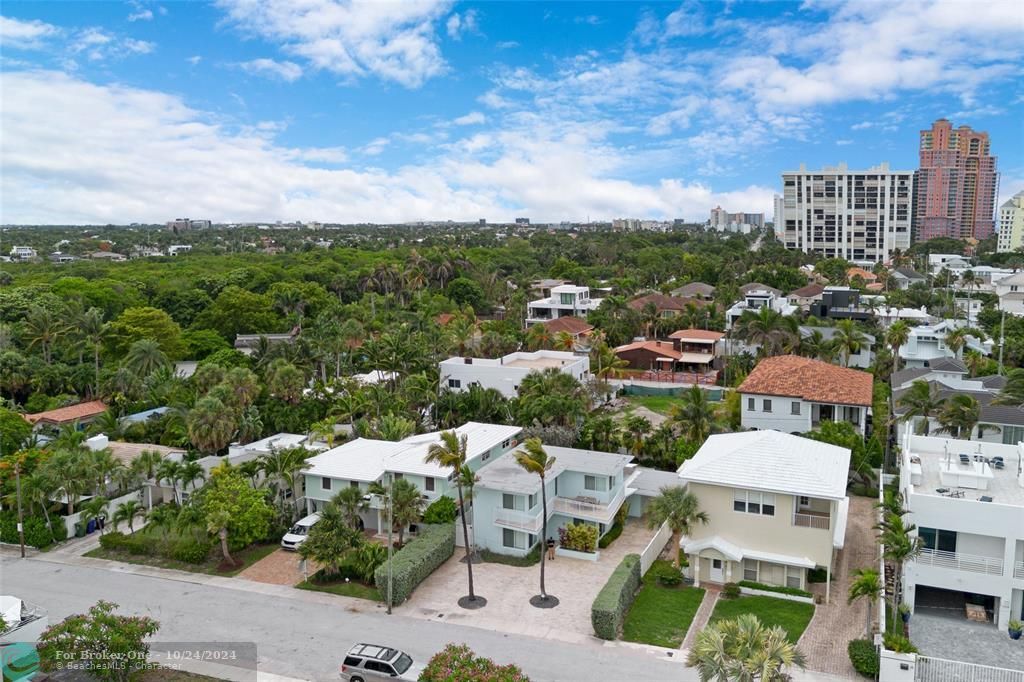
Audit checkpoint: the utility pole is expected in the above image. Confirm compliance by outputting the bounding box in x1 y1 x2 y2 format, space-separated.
997 308 1006 375
386 472 393 615
15 460 25 558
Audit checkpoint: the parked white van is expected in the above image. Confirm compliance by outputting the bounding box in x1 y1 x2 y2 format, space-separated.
280 513 320 551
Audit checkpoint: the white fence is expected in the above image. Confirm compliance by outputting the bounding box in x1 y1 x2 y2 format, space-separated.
62 488 144 536
916 656 1024 682
640 521 672 576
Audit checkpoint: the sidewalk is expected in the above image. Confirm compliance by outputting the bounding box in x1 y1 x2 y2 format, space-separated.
680 584 720 651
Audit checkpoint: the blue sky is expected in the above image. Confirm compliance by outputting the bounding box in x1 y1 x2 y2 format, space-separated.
1 0 1022 224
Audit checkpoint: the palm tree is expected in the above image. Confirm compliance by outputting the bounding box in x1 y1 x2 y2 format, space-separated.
552 331 575 352
124 338 170 377
959 270 978 322
79 496 109 535
877 512 922 615
513 438 557 606
847 567 881 638
944 327 969 357
885 320 910 374
79 307 106 396
686 613 806 681
156 459 184 505
132 450 165 481
112 500 146 533
146 504 177 540
187 396 236 454
647 485 708 570
259 447 311 517
993 368 1024 407
525 324 553 351
624 415 651 456
427 431 483 607
207 508 235 566
178 460 206 492
669 385 717 444
732 307 794 357
387 477 425 547
20 470 60 543
833 319 866 368
936 394 983 440
590 341 628 381
332 486 369 530
23 305 68 364
42 449 90 515
897 380 944 436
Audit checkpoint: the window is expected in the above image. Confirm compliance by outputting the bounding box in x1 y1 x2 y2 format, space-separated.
503 494 524 511
584 475 608 491
763 399 772 413
786 566 802 590
734 489 775 516
791 401 801 415
743 559 758 581
919 527 957 552
502 438 512 449
448 379 461 388
350 481 359 489
1002 425 1024 445
747 398 755 411
503 528 526 549
424 477 435 492
799 496 809 507
321 477 331 491
393 473 403 480
528 493 537 509
343 657 362 667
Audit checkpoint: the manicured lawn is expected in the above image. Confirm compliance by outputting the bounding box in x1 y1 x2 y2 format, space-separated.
296 577 381 601
622 560 706 648
624 395 679 415
709 595 815 643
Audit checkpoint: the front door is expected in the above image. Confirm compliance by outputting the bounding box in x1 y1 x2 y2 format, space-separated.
710 558 724 582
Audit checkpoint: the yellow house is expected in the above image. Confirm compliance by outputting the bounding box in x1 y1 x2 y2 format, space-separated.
677 431 851 603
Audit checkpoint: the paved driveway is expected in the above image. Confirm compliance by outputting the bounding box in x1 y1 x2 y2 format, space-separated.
237 548 315 585
400 519 658 644
798 494 877 677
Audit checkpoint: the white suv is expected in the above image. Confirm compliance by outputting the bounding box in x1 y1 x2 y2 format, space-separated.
280 512 320 550
340 644 423 681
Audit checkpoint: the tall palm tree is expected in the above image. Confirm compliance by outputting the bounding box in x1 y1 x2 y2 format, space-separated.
207 508 235 566
552 331 575 352
259 447 311 517
514 438 557 606
525 323 554 351
187 396 236 454
877 512 922 616
124 338 170 378
669 385 717 444
112 500 146 533
146 504 177 540
426 431 483 607
959 270 978 322
624 415 651 456
847 567 881 638
20 470 60 543
23 305 68 365
156 459 185 505
833 319 866 368
936 394 983 440
686 613 806 681
993 368 1024 407
885 320 910 374
733 307 793 357
332 486 370 530
897 380 944 436
647 485 708 570
178 460 207 492
590 341 628 381
944 327 969 357
132 450 165 481
387 478 425 547
41 450 89 516
79 307 106 396
79 496 110 535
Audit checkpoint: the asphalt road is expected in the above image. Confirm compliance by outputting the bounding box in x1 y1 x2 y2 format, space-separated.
1 557 691 682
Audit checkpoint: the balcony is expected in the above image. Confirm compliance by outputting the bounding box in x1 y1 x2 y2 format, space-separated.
552 487 624 523
493 507 544 534
1015 560 1024 580
792 512 830 530
915 548 1004 576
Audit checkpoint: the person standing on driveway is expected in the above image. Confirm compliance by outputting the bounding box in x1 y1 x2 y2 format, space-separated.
546 536 556 560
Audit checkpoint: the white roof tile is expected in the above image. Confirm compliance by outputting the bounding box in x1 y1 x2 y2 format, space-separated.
678 431 850 500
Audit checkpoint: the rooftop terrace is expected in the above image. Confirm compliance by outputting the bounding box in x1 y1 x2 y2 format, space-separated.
902 431 1024 507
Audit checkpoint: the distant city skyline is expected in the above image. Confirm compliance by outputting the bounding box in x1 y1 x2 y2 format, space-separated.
0 1 1022 225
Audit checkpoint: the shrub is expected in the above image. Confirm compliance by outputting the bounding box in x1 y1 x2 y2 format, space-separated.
479 545 541 567
0 511 67 549
420 643 529 682
737 580 813 598
422 496 458 524
652 563 683 587
171 539 212 564
883 632 918 654
806 567 828 583
98 531 129 552
848 639 879 678
122 533 160 556
722 582 741 600
591 553 641 640
598 520 623 549
559 523 598 553
374 523 454 605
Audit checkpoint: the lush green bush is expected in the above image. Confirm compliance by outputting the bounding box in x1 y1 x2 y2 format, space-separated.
598 520 623 549
737 580 813 598
591 553 641 640
374 523 454 605
0 511 67 548
559 522 598 553
722 582 741 600
420 643 529 682
479 545 541 567
171 539 212 564
883 632 918 654
806 567 828 583
652 562 683 587
848 639 879 678
422 496 458 524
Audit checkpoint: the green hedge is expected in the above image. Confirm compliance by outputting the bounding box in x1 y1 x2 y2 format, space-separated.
848 639 879 679
591 553 641 640
374 523 455 605
0 511 68 549
99 531 211 564
737 580 813 598
598 520 623 549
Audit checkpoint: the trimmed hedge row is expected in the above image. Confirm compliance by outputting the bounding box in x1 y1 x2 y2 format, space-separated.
737 580 813 598
847 639 879 679
591 553 641 640
598 520 623 549
374 523 455 605
99 531 212 565
0 511 68 549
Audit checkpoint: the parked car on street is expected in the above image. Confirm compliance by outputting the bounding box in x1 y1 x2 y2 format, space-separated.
340 643 423 682
280 512 320 551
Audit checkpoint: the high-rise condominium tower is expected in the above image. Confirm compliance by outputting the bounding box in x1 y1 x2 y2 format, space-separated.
779 163 913 263
914 119 998 242
997 191 1024 254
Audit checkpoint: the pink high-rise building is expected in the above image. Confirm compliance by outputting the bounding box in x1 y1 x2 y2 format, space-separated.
914 119 999 242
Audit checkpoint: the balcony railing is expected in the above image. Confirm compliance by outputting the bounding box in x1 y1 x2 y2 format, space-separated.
1014 560 1024 580
915 548 1004 576
552 487 624 522
792 512 830 530
493 507 543 533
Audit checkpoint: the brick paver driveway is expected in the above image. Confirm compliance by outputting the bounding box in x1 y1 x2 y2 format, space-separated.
400 518 658 644
799 494 877 677
237 548 316 585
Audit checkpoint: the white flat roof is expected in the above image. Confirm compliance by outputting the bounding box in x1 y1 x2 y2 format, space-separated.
476 445 633 493
678 431 851 500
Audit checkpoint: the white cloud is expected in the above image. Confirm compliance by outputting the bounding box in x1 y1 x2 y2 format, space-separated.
446 9 478 40
478 90 512 109
453 111 486 126
187 55 202 66
495 40 519 50
0 15 60 49
70 27 154 60
574 15 602 26
361 137 391 156
0 70 775 224
216 0 450 88
128 9 153 22
238 58 303 82
835 139 854 145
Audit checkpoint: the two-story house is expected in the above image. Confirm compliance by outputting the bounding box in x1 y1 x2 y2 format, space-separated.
808 287 873 322
438 350 590 399
678 430 851 602
995 272 1024 316
473 445 633 557
787 283 825 311
526 284 601 326
725 285 798 329
890 267 927 290
897 427 1024 629
898 320 993 369
627 293 703 318
738 355 873 435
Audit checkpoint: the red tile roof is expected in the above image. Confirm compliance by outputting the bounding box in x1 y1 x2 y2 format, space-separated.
668 328 725 342
738 355 872 406
613 340 682 359
25 400 108 425
627 293 702 312
541 316 594 335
